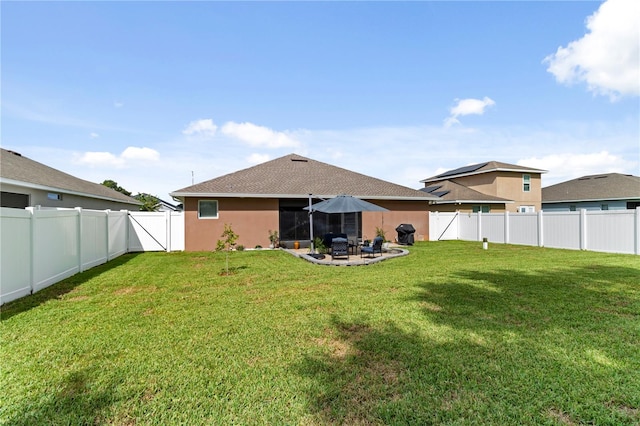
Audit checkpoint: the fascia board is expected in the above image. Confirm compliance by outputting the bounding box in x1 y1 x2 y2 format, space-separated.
169 191 439 201
543 196 640 204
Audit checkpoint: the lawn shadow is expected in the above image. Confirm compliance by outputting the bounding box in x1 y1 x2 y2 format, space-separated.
4 365 127 425
411 264 640 335
295 316 444 425
0 253 140 321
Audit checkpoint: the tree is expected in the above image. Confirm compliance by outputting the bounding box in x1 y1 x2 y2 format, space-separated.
134 193 160 212
101 180 132 196
216 223 239 276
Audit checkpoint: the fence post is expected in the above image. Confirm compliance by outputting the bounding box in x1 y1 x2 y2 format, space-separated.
635 207 640 255
579 209 587 250
477 211 482 242
537 210 544 247
105 210 111 262
122 210 130 253
165 211 171 253
75 207 84 272
26 207 36 295
504 211 510 244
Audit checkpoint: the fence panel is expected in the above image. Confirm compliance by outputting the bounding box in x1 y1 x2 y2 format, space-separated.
544 212 581 250
508 213 539 246
0 208 32 304
586 210 636 254
481 214 505 243
81 209 109 271
109 211 128 258
170 212 185 251
459 213 478 241
32 209 80 292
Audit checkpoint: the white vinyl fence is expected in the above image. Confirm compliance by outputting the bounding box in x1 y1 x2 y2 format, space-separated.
430 208 640 255
0 207 184 305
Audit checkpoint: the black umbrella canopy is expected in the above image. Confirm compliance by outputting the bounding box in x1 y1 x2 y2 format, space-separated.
304 195 389 214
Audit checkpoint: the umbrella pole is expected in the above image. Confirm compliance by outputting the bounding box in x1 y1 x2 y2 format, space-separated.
308 194 315 253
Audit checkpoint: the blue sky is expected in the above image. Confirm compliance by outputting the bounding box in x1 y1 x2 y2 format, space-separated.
2 0 638 201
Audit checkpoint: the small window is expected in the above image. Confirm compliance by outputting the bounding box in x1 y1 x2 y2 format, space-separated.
519 206 535 213
569 205 577 212
523 174 531 192
198 200 219 219
601 204 609 211
47 192 63 200
472 205 490 213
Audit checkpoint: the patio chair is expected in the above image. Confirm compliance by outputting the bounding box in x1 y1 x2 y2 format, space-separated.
331 237 349 260
361 236 383 258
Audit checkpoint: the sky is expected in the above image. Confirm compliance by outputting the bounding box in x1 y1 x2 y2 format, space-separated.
2 0 639 201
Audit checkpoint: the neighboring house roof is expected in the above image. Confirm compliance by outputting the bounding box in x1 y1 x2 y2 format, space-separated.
0 148 141 206
542 173 640 203
421 161 547 183
171 153 440 201
421 179 513 204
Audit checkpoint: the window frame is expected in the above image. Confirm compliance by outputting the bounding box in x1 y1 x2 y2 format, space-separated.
198 200 219 219
522 174 531 192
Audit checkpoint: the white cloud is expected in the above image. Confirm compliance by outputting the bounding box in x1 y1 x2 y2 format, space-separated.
121 146 160 162
90 132 99 139
182 119 217 137
221 121 300 149
114 101 124 108
544 0 640 99
76 151 124 168
444 97 496 127
75 146 159 168
518 151 634 184
246 153 270 164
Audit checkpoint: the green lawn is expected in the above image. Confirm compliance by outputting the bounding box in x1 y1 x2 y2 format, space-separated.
1 242 639 425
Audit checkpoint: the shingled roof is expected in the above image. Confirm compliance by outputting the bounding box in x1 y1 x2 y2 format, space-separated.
421 161 547 183
542 173 640 203
0 148 141 206
421 180 513 204
171 153 439 201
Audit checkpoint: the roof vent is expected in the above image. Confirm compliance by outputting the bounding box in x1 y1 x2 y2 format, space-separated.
7 150 22 157
291 158 308 162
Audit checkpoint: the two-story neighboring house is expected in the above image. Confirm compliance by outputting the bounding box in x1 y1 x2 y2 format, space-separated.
420 161 547 213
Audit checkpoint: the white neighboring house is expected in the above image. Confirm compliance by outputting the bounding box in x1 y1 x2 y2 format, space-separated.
542 173 640 212
0 148 141 211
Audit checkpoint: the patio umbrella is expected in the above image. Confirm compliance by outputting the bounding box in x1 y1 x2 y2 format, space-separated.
305 195 389 254
304 194 389 214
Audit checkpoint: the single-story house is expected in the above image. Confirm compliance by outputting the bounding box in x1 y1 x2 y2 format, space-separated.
542 173 640 211
0 148 141 211
170 153 440 251
421 161 547 213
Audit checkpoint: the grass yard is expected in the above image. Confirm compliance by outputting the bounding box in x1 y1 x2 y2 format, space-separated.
1 241 639 425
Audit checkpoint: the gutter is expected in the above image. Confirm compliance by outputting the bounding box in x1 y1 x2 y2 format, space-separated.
169 192 439 201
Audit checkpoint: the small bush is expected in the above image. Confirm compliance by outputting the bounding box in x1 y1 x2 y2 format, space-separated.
236 245 245 251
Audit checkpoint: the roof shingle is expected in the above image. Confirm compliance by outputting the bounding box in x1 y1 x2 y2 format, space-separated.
171 153 439 200
542 173 640 202
1 148 141 205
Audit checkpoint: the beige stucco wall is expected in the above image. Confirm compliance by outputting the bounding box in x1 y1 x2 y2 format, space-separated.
440 172 543 212
184 197 279 251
